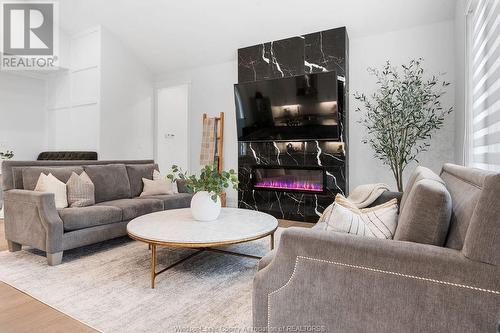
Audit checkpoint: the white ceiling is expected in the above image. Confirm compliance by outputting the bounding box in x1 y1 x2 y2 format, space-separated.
59 0 456 75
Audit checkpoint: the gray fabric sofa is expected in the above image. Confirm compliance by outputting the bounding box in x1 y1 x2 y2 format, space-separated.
254 164 500 332
1 160 193 265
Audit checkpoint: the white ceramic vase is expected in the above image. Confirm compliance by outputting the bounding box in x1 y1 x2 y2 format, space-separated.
190 191 221 221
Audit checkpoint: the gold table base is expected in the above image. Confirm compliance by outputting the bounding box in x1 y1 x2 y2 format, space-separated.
148 233 274 288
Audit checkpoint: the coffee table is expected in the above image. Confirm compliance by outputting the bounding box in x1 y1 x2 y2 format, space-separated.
127 207 278 288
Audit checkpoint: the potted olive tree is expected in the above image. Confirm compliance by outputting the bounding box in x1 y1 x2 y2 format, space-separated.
168 165 238 221
354 59 452 192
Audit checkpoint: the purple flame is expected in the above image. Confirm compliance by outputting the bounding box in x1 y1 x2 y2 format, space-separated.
254 179 323 192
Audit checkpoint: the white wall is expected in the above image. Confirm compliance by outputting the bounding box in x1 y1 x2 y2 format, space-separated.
47 27 101 152
46 26 154 159
156 20 457 202
349 20 456 191
156 61 239 205
99 28 154 160
0 73 47 160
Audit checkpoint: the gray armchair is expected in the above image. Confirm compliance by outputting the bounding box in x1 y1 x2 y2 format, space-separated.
253 164 500 332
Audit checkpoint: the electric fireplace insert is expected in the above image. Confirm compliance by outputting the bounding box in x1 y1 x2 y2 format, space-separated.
252 166 326 194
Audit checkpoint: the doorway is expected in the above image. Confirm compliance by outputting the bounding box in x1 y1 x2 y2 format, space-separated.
155 84 189 174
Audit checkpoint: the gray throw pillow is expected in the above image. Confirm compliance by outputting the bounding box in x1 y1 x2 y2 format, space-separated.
394 178 452 246
66 171 95 207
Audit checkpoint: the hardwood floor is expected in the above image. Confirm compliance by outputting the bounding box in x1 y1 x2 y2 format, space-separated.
277 219 313 229
0 217 311 333
0 282 97 333
0 219 98 333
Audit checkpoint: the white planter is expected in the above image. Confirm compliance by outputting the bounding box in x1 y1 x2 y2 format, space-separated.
190 191 221 221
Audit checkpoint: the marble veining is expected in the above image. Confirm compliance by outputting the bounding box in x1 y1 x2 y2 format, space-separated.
304 28 346 76
238 140 346 222
249 143 261 164
238 37 304 82
273 141 282 165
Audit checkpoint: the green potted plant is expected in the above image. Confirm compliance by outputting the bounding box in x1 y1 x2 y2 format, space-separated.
167 165 238 221
354 59 452 192
0 150 14 160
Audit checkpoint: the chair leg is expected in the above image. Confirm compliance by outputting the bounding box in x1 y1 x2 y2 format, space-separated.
7 240 22 252
47 252 63 266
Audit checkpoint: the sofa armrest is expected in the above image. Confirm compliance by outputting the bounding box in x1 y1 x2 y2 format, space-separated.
254 228 500 332
4 189 63 253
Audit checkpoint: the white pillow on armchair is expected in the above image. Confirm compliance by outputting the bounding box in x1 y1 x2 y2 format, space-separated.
317 194 398 239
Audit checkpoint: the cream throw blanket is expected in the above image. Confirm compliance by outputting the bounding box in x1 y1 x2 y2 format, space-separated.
200 117 217 167
346 183 390 208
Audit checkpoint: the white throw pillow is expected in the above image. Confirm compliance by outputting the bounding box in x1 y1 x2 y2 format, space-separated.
140 170 175 196
34 173 68 209
317 196 398 239
152 169 178 193
66 171 95 207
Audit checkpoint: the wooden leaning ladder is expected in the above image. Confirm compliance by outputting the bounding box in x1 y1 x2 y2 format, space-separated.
202 112 226 206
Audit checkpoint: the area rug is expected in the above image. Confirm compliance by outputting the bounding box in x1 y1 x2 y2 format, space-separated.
0 229 281 333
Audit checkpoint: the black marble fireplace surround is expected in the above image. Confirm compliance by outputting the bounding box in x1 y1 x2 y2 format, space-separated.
237 27 349 222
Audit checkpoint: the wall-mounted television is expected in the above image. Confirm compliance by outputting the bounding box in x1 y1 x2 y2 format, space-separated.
234 72 342 142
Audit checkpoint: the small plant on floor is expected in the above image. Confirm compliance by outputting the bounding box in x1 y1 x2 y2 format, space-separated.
0 150 14 160
354 58 452 192
167 165 238 202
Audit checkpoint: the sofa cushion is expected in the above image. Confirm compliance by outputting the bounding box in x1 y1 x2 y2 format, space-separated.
126 164 157 197
394 178 452 246
58 206 122 231
176 179 190 193
22 166 83 190
138 193 193 210
400 166 445 211
84 164 131 203
96 198 163 220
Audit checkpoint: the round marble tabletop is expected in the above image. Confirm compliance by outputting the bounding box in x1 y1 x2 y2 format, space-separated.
127 207 278 247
